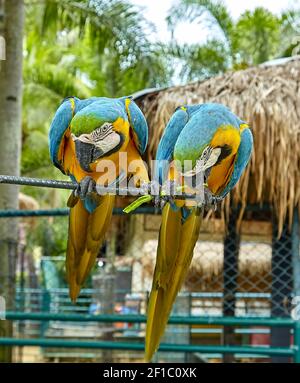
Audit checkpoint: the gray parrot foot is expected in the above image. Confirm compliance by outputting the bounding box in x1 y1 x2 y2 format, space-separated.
203 188 222 210
157 180 180 209
162 180 179 196
139 180 151 195
75 176 96 200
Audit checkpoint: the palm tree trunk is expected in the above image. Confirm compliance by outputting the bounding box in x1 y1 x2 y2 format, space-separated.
0 0 24 363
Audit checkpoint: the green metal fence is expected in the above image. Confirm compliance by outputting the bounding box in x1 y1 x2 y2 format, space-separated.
0 205 299 362
1 313 300 362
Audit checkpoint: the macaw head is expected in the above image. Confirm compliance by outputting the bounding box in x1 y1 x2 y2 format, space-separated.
70 101 130 172
49 96 148 174
173 103 246 178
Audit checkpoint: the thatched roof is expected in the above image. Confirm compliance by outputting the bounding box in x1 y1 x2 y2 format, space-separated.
137 57 300 234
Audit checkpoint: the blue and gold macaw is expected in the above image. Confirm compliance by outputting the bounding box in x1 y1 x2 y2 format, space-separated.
146 103 253 360
49 96 149 301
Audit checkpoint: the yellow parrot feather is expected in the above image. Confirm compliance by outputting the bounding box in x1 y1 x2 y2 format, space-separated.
145 204 202 361
77 194 115 285
66 195 115 302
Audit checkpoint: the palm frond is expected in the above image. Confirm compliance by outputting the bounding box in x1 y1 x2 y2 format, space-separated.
167 0 234 44
166 40 229 82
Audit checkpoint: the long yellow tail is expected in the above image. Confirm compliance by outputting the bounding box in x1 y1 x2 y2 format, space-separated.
66 194 115 302
145 204 202 361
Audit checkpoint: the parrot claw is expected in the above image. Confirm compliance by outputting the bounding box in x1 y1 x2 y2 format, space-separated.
146 180 161 209
153 194 165 209
139 181 151 195
203 187 222 210
75 176 96 200
159 180 179 209
157 197 168 210
162 180 178 196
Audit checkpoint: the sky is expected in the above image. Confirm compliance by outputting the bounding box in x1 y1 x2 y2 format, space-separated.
130 0 298 44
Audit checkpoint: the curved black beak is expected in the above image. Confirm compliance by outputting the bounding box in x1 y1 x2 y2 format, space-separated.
75 140 103 172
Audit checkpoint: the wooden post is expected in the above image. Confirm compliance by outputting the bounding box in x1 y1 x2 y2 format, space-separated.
292 210 300 298
222 208 240 363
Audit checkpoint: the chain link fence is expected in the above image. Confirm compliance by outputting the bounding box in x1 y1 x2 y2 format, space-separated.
0 203 299 362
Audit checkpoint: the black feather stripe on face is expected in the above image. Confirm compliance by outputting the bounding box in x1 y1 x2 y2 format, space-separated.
215 144 232 165
91 123 113 142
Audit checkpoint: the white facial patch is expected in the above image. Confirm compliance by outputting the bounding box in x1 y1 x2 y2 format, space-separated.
182 146 222 177
94 131 121 154
91 123 113 142
71 122 114 145
71 122 121 156
201 147 221 170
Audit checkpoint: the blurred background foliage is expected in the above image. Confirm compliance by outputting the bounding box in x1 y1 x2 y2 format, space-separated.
20 0 300 251
167 0 300 78
26 217 69 258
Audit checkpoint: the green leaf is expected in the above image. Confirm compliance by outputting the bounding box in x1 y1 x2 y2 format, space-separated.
123 195 153 214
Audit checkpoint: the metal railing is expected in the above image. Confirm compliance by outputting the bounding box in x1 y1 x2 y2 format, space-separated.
2 312 300 362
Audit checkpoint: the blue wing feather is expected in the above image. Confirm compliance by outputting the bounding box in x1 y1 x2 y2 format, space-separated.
49 98 76 172
123 98 148 154
155 107 189 185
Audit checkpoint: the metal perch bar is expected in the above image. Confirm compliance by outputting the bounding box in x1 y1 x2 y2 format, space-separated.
0 207 159 217
0 174 76 190
0 174 206 201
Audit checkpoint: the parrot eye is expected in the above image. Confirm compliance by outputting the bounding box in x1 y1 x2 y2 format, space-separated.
100 124 108 133
100 122 113 133
201 146 212 161
91 123 113 141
